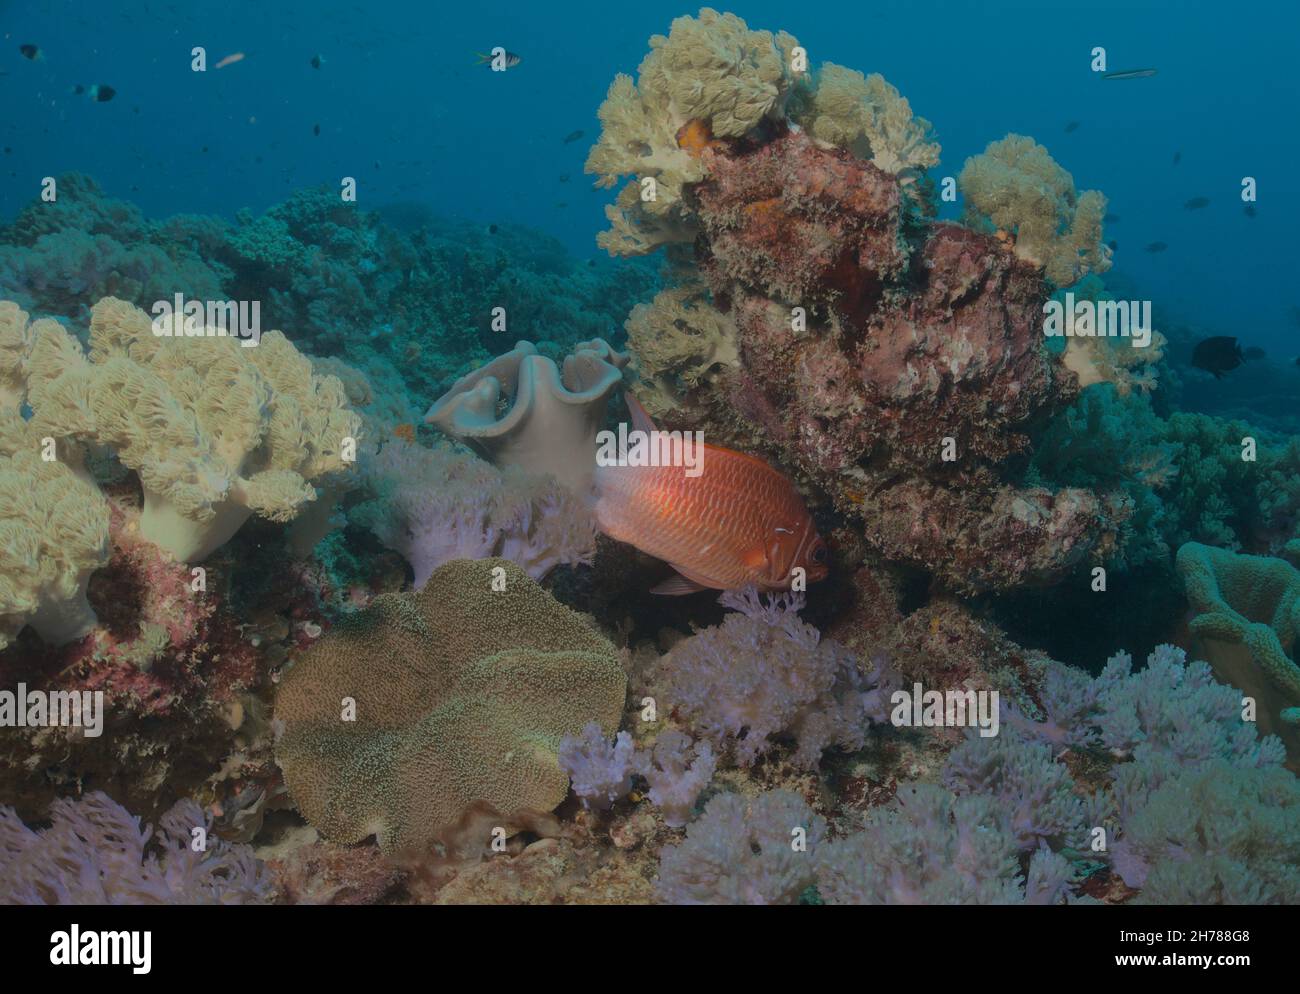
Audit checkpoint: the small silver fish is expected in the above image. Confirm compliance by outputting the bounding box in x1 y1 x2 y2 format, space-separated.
1103 68 1157 80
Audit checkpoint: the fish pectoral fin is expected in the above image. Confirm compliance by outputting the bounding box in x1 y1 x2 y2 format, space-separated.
651 572 711 596
742 545 770 572
624 391 658 434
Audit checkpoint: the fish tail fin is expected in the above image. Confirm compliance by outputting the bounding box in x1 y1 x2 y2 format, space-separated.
472 51 490 65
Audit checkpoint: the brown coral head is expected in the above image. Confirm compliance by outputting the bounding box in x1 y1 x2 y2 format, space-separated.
273 558 626 853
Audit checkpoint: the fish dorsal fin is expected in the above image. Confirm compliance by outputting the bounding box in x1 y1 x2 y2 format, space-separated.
651 573 710 596
624 391 657 434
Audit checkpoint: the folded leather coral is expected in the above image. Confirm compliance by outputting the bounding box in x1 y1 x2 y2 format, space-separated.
274 558 626 853
18 296 363 561
1176 541 1300 768
424 338 627 494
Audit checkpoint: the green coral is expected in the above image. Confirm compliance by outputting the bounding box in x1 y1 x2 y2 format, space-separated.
1176 542 1300 766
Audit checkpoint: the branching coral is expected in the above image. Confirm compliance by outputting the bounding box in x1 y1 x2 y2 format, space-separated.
656 790 824 904
958 134 1111 288
0 792 271 904
557 721 636 812
21 296 362 561
424 338 627 495
790 63 940 183
0 410 110 649
635 730 716 828
274 558 626 852
355 438 595 586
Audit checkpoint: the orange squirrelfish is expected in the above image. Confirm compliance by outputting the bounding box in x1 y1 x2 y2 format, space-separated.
593 393 830 595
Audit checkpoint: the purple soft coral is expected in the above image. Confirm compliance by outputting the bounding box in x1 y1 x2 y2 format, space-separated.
660 587 886 767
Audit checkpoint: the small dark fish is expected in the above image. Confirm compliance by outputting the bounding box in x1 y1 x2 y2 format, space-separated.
313 123 320 136
555 201 568 208
474 50 522 68
2 148 10 155
19 44 41 61
1108 240 1118 252
1184 196 1210 210
1103 68 1157 80
1145 241 1167 253
310 54 324 69
1191 336 1245 379
1289 306 1300 328
1064 121 1080 133
1173 151 1182 165
562 129 584 144
74 84 115 102
201 145 209 153
587 259 596 268
1243 347 1266 361
559 173 570 183
487 224 499 235
1295 356 1300 368
1244 204 1257 218
1104 213 1120 224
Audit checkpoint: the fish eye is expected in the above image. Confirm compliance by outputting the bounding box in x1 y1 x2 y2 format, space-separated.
811 543 828 565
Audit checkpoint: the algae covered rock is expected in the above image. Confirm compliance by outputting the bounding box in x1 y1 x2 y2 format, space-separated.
274 558 626 852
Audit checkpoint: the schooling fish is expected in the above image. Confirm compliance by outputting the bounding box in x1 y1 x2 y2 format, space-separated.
1103 68 1157 80
593 393 830 595
562 129 585 144
1064 121 1080 133
310 53 325 69
473 50 522 69
1184 196 1210 210
1244 205 1257 218
1145 241 1168 253
1191 336 1245 379
19 44 41 61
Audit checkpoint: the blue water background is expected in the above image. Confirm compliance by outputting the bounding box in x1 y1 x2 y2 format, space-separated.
2 0 1297 350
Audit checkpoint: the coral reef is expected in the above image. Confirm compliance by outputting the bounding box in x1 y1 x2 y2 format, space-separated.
789 63 940 183
0 409 110 649
656 790 824 904
355 438 595 586
274 558 627 852
958 134 1111 288
655 588 888 767
817 784 1075 904
20 296 363 561
585 8 803 255
0 792 272 904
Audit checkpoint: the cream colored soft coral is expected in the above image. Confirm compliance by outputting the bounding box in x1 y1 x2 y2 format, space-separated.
0 410 109 649
626 283 739 420
22 297 362 561
958 134 1112 288
585 8 803 256
791 63 940 183
0 302 66 413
